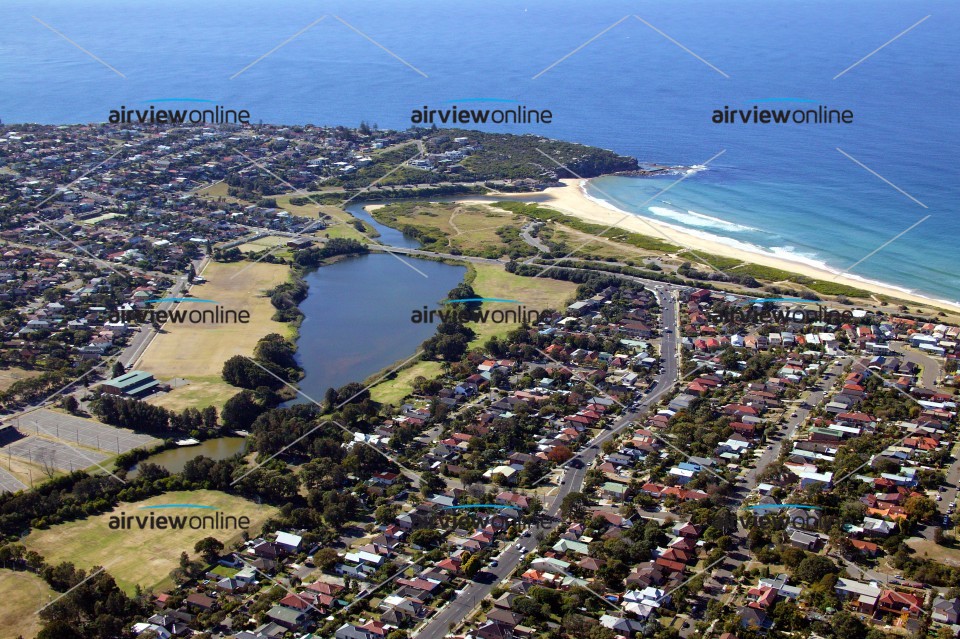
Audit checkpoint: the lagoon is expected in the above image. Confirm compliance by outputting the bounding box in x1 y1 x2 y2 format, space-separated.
128 437 247 477
292 253 466 402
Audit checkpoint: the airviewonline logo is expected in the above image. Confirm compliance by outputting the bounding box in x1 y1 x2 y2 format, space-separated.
712 98 853 125
108 504 250 530
108 298 250 324
410 297 546 324
411 98 552 125
711 297 863 325
108 98 251 124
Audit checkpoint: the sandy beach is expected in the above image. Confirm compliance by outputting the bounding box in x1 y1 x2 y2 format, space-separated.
463 179 958 314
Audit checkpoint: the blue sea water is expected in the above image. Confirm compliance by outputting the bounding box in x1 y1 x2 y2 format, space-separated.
1 0 957 301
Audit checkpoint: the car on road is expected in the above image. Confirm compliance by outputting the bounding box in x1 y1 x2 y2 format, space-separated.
522 531 531 537
515 543 523 550
489 560 498 567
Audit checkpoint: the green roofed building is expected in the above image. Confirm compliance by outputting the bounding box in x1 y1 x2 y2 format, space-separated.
99 370 160 398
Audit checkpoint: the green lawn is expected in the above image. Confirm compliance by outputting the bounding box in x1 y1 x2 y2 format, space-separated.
369 360 444 406
211 564 240 578
466 263 577 345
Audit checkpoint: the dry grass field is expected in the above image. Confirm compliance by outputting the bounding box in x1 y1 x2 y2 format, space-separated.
0 569 55 639
25 490 277 595
370 201 531 258
0 367 43 391
138 260 294 410
236 235 289 253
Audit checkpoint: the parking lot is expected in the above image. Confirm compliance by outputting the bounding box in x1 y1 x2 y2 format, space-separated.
0 466 27 493
2 435 109 473
11 409 160 454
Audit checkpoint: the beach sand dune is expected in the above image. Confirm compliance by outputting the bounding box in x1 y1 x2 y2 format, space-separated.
465 179 958 314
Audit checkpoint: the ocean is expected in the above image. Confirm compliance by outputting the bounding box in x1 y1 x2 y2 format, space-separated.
1 0 957 302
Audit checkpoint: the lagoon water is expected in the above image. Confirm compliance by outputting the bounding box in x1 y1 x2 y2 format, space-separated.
128 437 247 477
283 203 464 401
1 0 957 301
292 253 466 401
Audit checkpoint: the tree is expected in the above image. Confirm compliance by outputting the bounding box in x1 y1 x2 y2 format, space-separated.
462 554 482 578
546 445 574 464
420 471 445 496
780 546 806 569
60 395 79 414
201 405 218 430
409 529 443 549
222 355 283 389
904 494 937 522
254 333 299 371
560 491 588 520
194 537 224 564
713 507 738 535
111 360 125 379
526 496 543 523
794 555 837 583
38 621 84 639
937 627 957 639
832 610 868 639
221 390 264 429
313 547 338 572
375 503 399 525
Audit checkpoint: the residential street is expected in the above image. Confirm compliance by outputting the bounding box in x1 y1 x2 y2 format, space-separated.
414 284 682 639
